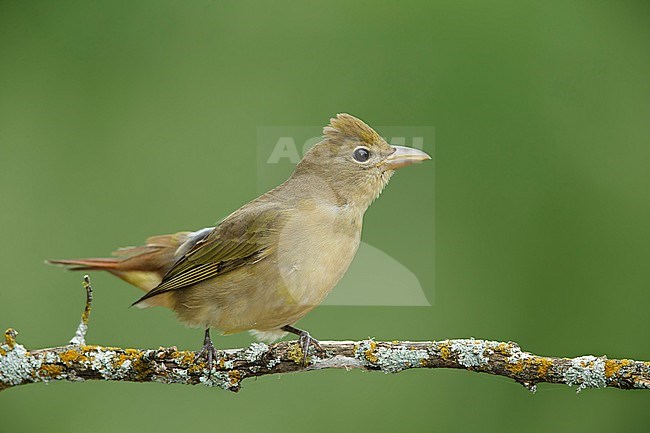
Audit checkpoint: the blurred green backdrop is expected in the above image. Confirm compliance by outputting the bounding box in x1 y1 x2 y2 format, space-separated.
1 1 649 432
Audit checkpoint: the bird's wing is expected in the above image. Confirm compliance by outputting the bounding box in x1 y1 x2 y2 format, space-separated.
133 202 283 305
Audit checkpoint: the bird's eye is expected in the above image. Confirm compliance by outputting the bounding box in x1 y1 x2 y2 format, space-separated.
353 147 370 163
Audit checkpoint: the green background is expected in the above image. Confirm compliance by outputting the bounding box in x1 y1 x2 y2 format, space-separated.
1 1 649 431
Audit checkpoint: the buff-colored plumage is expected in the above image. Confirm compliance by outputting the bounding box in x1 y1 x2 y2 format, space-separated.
49 114 430 347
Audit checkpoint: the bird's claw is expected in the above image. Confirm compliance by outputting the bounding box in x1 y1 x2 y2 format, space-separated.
195 340 218 367
195 332 219 373
298 330 323 365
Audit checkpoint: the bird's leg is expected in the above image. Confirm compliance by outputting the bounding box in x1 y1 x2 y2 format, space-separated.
281 325 323 364
194 328 218 369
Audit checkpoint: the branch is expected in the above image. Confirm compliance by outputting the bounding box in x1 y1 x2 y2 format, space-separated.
1 277 649 393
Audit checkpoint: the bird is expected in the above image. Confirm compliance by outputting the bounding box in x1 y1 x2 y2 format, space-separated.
48 113 431 365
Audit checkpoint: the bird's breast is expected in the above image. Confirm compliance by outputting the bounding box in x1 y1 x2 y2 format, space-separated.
274 203 362 307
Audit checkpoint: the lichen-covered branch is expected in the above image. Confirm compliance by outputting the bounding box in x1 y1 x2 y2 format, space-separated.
1 277 649 393
2 334 650 393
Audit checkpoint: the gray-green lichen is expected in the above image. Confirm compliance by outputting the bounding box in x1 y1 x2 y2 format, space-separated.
356 340 428 373
90 349 122 379
634 379 650 389
199 371 232 390
563 355 606 393
244 342 269 362
69 322 88 346
0 342 41 386
450 339 491 367
506 345 532 365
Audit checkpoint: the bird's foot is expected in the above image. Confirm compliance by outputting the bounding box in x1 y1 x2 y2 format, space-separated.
299 331 323 365
195 329 218 371
282 325 324 365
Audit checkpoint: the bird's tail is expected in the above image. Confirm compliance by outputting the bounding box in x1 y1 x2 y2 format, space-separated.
46 253 164 292
47 258 120 271
46 231 195 293
47 228 216 309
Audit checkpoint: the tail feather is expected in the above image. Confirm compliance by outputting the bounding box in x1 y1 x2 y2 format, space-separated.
46 258 120 271
47 228 211 299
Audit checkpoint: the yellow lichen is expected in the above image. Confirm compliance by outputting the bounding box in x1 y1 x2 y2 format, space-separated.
112 349 142 369
39 364 64 378
536 358 553 377
59 349 89 365
439 344 451 361
494 343 512 356
188 363 204 374
81 345 100 351
605 359 632 378
506 361 525 374
506 357 554 378
604 360 619 378
4 328 17 349
228 370 242 383
287 343 305 364
171 350 195 367
131 357 156 381
364 341 378 363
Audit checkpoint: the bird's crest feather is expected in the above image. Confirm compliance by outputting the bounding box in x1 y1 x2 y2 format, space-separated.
323 113 382 145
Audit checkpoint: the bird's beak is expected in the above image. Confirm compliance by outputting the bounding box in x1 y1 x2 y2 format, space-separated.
383 145 431 170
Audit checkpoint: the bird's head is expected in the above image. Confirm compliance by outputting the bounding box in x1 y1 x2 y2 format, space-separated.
292 113 430 209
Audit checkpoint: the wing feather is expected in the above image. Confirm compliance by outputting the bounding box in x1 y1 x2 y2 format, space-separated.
133 201 283 305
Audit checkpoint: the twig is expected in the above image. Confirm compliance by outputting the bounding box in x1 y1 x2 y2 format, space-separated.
1 278 649 393
69 275 92 346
